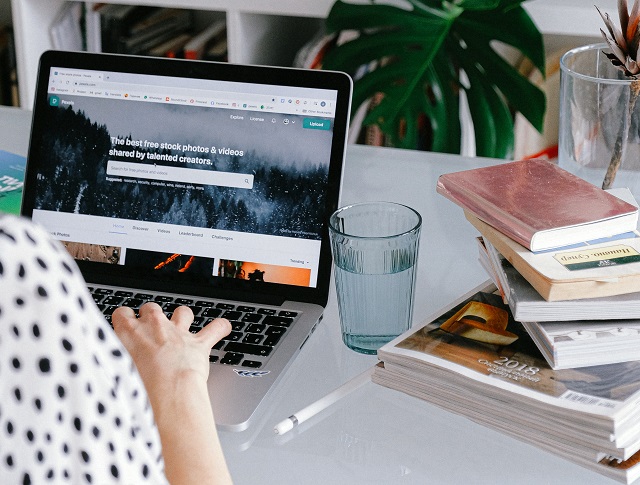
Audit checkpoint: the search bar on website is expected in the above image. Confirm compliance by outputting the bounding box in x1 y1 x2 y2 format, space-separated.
106 160 254 189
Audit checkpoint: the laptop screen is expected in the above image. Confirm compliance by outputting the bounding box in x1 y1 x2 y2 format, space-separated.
22 51 351 306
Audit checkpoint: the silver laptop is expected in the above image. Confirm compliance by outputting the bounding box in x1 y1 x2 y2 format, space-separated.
21 50 352 431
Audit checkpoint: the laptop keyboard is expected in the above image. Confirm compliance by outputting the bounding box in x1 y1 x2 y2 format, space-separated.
88 286 299 369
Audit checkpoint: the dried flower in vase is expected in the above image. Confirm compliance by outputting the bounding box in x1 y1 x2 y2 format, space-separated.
597 0 640 188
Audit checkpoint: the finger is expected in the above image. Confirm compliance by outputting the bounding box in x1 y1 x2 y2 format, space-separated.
112 306 136 330
198 318 232 347
138 301 164 320
171 305 194 330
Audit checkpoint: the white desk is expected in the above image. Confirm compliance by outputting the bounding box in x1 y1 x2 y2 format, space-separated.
1 107 616 484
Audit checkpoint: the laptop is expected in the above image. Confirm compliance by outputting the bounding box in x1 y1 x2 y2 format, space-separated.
20 50 352 432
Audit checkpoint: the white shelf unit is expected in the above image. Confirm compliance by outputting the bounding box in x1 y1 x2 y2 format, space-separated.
10 0 618 108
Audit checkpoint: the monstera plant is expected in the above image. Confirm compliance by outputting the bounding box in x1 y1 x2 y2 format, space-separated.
321 0 546 158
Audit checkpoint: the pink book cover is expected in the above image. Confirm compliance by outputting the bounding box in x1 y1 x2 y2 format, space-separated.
436 159 638 251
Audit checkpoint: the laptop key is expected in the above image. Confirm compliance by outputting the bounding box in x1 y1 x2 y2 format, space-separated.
224 342 273 357
265 326 287 336
163 302 181 312
135 293 154 300
241 313 262 323
220 352 244 365
236 306 256 313
242 360 262 368
226 331 243 341
216 303 235 310
257 308 277 315
222 310 242 321
122 298 145 308
263 315 294 327
279 310 298 318
196 300 215 307
245 323 266 334
102 295 125 306
263 334 284 347
243 333 264 344
202 308 223 318
193 316 207 326
212 341 225 350
103 305 118 316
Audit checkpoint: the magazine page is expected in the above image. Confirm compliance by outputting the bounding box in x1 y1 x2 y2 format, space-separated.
378 284 640 424
0 149 26 215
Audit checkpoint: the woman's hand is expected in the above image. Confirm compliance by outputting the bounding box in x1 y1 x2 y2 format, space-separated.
112 302 230 405
112 302 233 485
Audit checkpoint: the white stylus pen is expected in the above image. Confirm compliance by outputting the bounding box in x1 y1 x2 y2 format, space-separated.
273 366 374 435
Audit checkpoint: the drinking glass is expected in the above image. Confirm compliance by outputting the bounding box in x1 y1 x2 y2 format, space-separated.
329 201 422 354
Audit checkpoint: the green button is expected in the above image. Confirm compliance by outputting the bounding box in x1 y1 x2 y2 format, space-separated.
49 95 60 107
303 118 331 130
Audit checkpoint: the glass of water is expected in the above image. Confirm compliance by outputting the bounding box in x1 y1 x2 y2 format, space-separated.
329 201 422 354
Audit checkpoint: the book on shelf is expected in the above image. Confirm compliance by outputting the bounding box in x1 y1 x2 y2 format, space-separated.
183 20 226 60
0 149 26 215
118 8 193 56
96 4 152 53
49 2 84 52
146 32 192 59
373 282 640 483
84 2 103 52
477 234 640 321
436 158 639 252
466 207 640 301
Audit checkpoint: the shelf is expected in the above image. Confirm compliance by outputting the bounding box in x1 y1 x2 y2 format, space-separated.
9 0 620 108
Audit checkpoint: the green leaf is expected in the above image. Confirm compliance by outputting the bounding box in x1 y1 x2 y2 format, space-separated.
322 0 545 155
326 1 459 33
457 39 546 131
457 6 545 75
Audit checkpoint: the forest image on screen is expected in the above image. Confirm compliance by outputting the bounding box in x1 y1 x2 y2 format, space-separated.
34 95 334 241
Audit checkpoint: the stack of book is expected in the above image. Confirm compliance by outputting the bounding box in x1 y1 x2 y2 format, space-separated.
373 159 640 483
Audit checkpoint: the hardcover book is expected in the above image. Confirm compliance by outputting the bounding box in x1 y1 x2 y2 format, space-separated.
466 210 640 301
374 283 640 483
436 159 638 252
479 236 640 321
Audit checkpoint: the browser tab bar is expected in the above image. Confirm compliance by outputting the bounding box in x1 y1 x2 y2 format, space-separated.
47 67 338 117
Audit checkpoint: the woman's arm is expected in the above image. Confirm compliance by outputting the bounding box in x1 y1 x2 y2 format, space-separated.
113 303 233 485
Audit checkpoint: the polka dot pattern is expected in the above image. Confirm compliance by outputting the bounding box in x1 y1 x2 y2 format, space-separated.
0 216 167 483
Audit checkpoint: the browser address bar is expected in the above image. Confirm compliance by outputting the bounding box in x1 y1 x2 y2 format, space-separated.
106 160 254 189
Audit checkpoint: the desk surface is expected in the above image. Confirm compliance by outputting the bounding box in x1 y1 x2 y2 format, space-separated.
2 106 616 484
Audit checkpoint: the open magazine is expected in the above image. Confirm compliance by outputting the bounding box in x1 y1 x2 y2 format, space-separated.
374 282 640 483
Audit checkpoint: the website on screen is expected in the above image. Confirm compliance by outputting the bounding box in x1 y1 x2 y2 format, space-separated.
30 67 338 288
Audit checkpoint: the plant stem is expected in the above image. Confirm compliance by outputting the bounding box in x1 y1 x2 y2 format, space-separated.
602 79 640 189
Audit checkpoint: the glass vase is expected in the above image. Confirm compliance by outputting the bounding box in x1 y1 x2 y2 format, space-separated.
558 43 640 198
